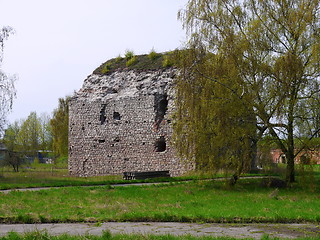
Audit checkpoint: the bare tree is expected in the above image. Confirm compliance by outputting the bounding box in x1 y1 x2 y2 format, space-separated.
0 26 16 134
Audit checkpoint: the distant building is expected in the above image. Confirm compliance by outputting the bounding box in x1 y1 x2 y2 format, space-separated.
271 148 320 164
0 143 7 161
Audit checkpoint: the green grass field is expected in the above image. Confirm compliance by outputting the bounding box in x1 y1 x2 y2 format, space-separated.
0 178 319 224
0 165 198 190
0 163 319 225
0 167 121 190
0 164 220 190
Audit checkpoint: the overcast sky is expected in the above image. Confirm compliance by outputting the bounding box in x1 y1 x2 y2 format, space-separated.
0 0 189 123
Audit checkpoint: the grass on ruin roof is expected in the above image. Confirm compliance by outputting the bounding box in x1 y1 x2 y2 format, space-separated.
93 52 174 75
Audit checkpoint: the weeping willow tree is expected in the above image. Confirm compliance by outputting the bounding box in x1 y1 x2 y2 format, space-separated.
173 49 257 183
176 0 320 183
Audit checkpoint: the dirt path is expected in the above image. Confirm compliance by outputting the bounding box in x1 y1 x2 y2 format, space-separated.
0 182 165 194
0 222 319 239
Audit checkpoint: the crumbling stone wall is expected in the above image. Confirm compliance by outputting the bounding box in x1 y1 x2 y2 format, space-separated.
69 68 194 177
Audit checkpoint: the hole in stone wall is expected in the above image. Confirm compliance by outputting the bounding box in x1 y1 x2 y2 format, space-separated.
114 137 120 142
100 104 107 124
106 88 118 94
98 139 105 143
113 112 121 120
154 94 168 129
155 136 166 152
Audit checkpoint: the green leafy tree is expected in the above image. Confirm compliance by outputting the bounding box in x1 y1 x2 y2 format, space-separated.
3 120 21 152
178 0 320 183
2 120 23 171
0 26 16 133
50 96 70 158
17 112 42 157
38 113 53 151
4 151 22 172
2 113 52 170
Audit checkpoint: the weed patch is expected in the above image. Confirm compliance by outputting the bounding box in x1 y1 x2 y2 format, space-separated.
93 52 176 75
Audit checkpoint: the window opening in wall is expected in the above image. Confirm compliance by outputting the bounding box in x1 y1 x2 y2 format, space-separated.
154 94 168 130
113 111 121 120
155 136 166 152
100 104 107 124
82 159 88 173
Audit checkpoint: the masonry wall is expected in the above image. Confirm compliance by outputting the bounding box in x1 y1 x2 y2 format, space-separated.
68 94 193 177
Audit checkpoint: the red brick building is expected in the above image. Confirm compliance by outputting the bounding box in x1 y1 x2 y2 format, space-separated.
270 149 320 164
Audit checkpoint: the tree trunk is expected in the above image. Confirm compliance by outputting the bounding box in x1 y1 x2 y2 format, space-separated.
229 174 239 186
286 133 295 183
250 137 258 171
286 153 295 183
286 106 295 183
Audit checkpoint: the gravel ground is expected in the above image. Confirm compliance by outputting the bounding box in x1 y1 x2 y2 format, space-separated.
0 222 319 239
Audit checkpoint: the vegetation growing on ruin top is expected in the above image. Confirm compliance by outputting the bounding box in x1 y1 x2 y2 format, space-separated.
93 51 175 75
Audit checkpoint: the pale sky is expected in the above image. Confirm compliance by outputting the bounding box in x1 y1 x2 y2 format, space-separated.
0 0 189 123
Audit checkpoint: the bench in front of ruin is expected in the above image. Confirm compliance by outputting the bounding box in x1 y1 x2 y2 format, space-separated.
123 170 170 180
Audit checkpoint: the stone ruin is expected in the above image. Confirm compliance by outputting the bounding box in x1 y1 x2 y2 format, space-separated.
68 64 194 177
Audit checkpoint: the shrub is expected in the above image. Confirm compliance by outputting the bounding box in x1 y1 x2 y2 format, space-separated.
33 157 40 164
101 63 111 74
55 156 68 168
148 48 159 61
162 55 174 67
125 50 134 60
115 54 122 63
126 55 138 67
